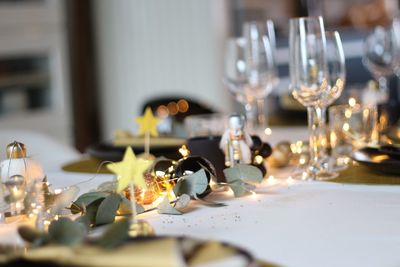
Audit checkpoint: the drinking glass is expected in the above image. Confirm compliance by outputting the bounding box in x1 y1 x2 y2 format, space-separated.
289 16 330 180
318 31 346 173
265 20 279 88
224 21 276 133
363 26 397 103
329 104 378 169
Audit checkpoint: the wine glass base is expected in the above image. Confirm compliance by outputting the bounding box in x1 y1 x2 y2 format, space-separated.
291 169 339 181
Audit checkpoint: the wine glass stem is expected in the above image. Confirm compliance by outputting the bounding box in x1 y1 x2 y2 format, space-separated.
378 76 388 100
307 106 324 179
245 103 255 131
244 99 267 133
256 98 268 129
319 106 329 168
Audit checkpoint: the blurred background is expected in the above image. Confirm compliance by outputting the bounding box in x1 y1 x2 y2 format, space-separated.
0 0 398 151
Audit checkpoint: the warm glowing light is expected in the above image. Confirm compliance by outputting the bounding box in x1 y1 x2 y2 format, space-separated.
264 127 272 135
167 102 179 115
156 105 169 118
54 189 63 194
267 175 276 185
254 155 264 164
345 109 352 119
290 143 297 153
179 145 190 158
348 97 356 107
177 99 189 113
363 108 370 118
342 123 350 132
299 157 306 165
155 170 165 177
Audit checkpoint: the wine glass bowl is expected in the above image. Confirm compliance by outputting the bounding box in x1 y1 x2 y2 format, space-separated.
289 17 329 108
363 26 397 101
324 31 346 106
224 37 273 104
363 27 397 78
224 21 277 132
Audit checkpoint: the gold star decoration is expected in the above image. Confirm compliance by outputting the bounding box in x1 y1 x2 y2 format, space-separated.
107 147 153 193
135 107 160 137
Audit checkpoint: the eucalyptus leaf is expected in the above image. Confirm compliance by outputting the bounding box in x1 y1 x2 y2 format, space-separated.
95 193 121 225
18 225 45 243
97 219 130 249
50 186 80 215
70 202 84 214
86 198 105 225
174 194 191 210
117 197 144 216
223 164 263 184
73 191 109 209
173 169 208 197
75 215 91 232
228 180 249 198
158 196 182 215
48 218 85 245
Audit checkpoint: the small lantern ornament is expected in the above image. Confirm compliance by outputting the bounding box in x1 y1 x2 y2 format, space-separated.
0 141 44 216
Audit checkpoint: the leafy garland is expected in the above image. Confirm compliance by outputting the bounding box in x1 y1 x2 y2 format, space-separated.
19 156 263 246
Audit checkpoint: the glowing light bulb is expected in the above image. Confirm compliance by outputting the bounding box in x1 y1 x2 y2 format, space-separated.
264 128 272 136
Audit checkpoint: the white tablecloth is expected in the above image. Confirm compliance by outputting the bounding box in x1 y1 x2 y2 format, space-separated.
1 128 400 267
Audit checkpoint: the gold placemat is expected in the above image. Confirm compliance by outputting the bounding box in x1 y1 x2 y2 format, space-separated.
62 158 112 174
329 164 400 185
0 237 279 267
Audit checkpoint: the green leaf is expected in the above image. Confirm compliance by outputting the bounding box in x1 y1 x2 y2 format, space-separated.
73 191 109 209
50 186 80 215
18 225 45 243
70 202 84 214
157 196 182 215
97 219 130 249
117 197 144 216
174 194 191 210
86 198 105 225
95 193 121 225
223 164 263 184
173 169 209 197
48 218 85 245
228 180 249 198
75 215 90 232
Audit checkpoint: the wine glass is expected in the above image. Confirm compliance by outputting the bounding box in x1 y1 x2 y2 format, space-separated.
363 26 397 103
318 31 346 173
224 21 276 134
289 16 330 180
265 20 279 88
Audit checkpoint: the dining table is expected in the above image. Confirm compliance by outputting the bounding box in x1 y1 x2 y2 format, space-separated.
0 127 400 267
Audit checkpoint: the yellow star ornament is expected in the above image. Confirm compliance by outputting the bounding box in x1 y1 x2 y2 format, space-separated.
107 146 153 192
135 107 160 137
